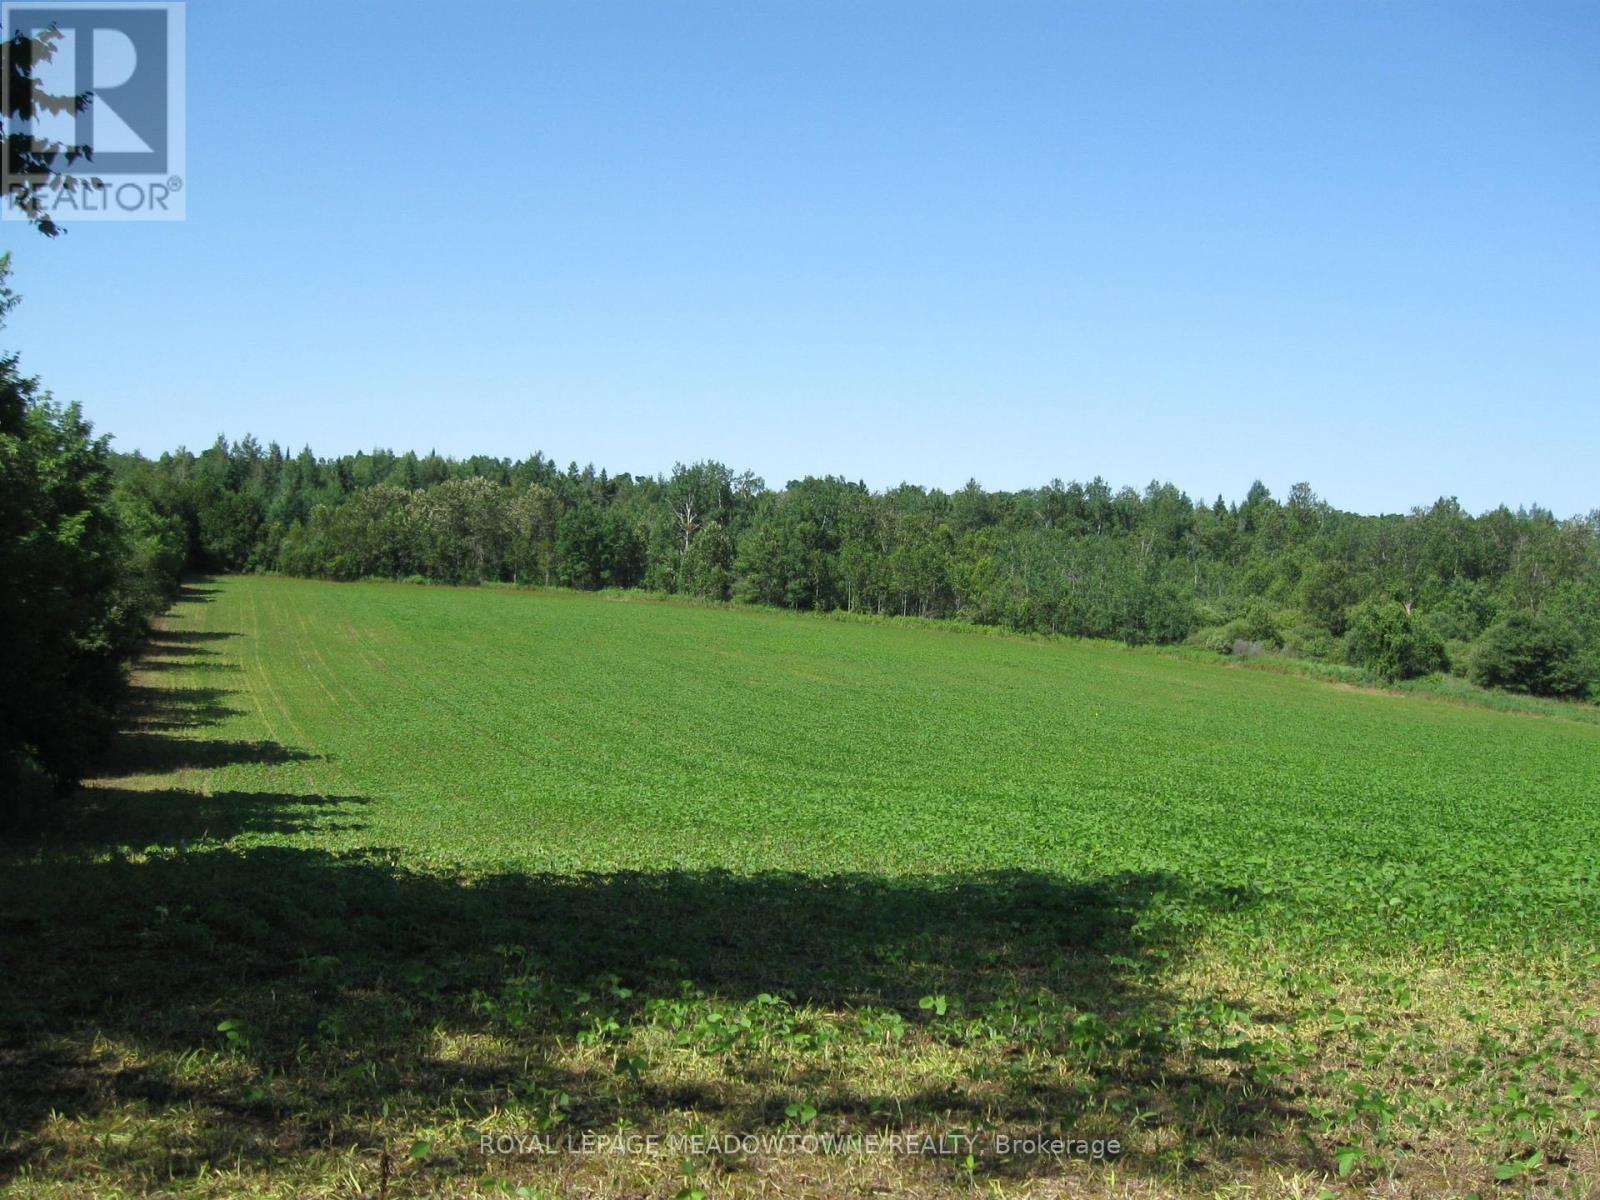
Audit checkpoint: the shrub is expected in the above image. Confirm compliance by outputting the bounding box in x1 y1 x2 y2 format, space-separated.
1190 618 1253 655
1343 600 1447 682
1185 624 1232 654
1468 612 1594 700
1281 622 1336 661
1238 599 1282 648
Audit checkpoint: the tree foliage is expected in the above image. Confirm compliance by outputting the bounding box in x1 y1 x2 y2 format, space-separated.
1343 600 1448 682
2 25 100 236
0 358 125 790
0 259 181 799
1469 612 1593 700
101 444 1600 702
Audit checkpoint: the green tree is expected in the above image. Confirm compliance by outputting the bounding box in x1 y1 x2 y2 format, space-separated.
508 482 560 586
3 25 99 235
1469 611 1592 699
0 351 138 794
557 503 642 590
1343 600 1448 682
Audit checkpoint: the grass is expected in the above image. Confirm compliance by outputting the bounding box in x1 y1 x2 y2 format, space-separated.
2 574 1598 1198
1162 644 1600 726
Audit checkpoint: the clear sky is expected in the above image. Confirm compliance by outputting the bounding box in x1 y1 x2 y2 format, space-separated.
4 0 1596 515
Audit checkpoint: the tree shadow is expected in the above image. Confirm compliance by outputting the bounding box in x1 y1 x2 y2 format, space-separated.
148 627 236 643
122 683 241 731
128 656 243 673
30 787 371 849
0 841 1305 1190
140 640 222 658
96 733 316 775
98 675 310 775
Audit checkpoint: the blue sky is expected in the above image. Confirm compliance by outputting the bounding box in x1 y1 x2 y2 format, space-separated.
4 0 1596 515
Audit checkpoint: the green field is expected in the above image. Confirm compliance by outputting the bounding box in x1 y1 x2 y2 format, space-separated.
4 575 1599 1198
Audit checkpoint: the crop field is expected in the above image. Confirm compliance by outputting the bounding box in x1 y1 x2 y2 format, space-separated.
3 575 1600 1199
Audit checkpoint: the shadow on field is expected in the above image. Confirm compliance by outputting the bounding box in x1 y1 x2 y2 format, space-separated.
134 655 244 673
152 626 234 642
122 683 242 731
0 581 1305 1191
102 732 316 774
141 640 223 658
0 846 1300 1188
97 662 312 776
36 787 371 848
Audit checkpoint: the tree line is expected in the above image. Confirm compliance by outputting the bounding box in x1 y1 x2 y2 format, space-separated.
114 436 1599 697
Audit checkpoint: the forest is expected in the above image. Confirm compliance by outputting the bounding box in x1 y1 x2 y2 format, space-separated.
123 436 1599 681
